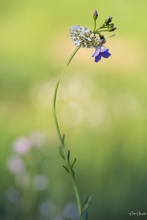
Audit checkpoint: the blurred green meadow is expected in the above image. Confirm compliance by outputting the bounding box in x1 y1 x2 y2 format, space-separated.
0 0 147 219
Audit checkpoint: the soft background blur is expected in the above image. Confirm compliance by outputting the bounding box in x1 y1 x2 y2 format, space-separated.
0 0 147 220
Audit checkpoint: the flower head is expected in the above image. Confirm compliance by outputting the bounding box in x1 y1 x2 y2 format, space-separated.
70 9 116 63
70 25 99 48
92 46 111 62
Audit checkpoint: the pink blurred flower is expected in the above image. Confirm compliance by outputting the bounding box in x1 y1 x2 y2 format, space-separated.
13 137 31 155
7 155 25 174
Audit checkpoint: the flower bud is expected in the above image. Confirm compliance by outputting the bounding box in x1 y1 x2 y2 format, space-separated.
93 10 98 20
109 23 114 28
105 16 113 25
108 26 117 32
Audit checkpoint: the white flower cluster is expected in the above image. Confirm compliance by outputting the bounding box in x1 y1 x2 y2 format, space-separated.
70 25 99 48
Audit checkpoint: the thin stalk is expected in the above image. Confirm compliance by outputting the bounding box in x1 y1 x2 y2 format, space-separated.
53 47 80 145
53 46 83 219
71 177 82 218
93 20 97 32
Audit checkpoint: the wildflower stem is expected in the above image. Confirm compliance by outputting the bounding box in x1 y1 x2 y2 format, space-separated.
93 20 97 32
53 47 80 145
71 177 82 218
53 46 83 219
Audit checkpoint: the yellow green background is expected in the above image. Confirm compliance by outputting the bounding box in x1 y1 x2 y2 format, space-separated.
0 0 147 219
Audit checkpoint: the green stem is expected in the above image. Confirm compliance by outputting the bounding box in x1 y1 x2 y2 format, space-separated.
93 20 97 32
53 46 83 219
71 177 82 218
53 47 80 145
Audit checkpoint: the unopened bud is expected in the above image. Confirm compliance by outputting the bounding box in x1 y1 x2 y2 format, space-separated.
105 16 113 25
109 23 114 28
108 26 117 32
93 10 98 20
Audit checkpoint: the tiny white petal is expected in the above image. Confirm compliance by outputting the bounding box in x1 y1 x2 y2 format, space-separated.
70 25 99 48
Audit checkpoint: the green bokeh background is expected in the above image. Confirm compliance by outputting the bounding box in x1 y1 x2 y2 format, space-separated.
0 0 147 219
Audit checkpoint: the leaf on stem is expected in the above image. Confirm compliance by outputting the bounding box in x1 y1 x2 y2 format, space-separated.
59 146 66 160
81 196 92 214
67 150 70 162
71 158 77 169
62 134 65 145
63 165 69 173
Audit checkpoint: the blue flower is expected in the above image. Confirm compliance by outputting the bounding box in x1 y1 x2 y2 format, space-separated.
70 25 112 63
92 46 111 62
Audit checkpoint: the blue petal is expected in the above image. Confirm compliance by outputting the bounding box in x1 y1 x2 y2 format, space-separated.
101 50 111 58
95 54 102 62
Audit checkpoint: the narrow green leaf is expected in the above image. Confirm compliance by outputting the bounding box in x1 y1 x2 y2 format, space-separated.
81 196 92 214
71 158 77 168
63 165 69 173
59 146 65 160
62 134 65 145
67 150 70 162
